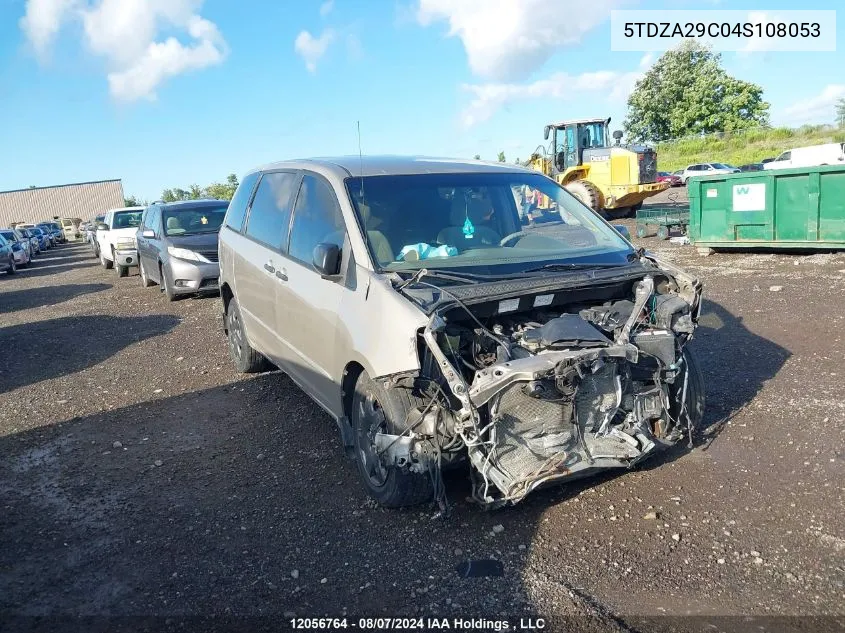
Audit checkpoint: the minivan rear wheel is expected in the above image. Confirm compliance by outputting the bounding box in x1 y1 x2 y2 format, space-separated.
225 296 269 373
351 371 433 508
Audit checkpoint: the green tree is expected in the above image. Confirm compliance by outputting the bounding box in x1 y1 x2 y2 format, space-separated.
189 184 203 199
497 151 506 162
473 154 481 160
123 195 146 207
624 40 769 143
161 188 190 202
836 97 845 128
204 173 240 200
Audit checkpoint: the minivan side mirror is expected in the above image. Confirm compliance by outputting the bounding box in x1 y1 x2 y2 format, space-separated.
312 243 341 278
97 223 109 231
141 229 155 238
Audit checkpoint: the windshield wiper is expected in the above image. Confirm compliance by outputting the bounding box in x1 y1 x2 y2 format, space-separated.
393 268 486 290
521 262 631 273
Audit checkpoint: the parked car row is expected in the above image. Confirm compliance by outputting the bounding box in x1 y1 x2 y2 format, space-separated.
0 222 66 274
662 143 845 185
90 200 227 300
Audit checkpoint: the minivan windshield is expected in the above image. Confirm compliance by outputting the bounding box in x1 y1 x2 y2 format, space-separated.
162 206 227 236
345 172 633 275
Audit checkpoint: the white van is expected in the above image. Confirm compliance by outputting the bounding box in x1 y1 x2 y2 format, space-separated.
763 143 845 170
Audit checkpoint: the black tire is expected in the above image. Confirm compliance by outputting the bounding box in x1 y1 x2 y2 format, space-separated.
225 296 269 373
160 264 177 302
139 259 154 287
351 371 433 508
100 250 113 269
117 263 129 278
565 179 602 212
7 258 16 275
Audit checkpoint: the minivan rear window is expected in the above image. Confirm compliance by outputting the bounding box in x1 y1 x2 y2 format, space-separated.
244 172 299 252
224 172 260 233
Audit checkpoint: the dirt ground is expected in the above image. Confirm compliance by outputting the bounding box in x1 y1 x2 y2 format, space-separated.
1 227 844 633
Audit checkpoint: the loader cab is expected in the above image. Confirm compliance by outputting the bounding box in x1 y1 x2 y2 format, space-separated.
544 118 611 173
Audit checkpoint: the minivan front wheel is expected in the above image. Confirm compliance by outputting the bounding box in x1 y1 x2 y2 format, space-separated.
225 297 269 373
139 259 154 287
160 264 177 302
351 371 433 508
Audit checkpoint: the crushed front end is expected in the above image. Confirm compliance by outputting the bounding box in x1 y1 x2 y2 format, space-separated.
383 256 703 509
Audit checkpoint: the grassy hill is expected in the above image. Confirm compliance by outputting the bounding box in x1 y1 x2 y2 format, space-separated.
656 124 845 171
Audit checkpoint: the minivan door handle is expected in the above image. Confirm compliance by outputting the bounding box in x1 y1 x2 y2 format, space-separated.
275 269 288 281
263 262 275 273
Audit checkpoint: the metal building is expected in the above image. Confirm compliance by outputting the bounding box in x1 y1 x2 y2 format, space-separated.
0 179 125 227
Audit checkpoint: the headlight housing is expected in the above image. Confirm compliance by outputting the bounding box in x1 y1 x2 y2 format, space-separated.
167 246 210 263
116 237 136 249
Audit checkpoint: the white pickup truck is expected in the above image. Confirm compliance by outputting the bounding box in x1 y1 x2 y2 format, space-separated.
96 206 144 277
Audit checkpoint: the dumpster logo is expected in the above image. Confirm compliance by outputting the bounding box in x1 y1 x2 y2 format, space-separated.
732 183 766 212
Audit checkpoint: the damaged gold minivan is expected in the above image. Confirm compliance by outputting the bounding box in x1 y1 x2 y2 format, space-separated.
218 157 704 510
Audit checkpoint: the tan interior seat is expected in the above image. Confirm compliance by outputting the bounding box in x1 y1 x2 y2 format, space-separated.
358 203 393 265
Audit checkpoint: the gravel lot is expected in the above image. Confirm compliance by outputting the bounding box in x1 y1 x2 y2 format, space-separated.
1 229 844 632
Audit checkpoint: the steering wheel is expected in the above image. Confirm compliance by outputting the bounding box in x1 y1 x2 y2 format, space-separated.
500 231 527 247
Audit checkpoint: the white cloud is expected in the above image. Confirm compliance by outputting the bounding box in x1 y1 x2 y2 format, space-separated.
781 84 845 125
416 0 629 81
19 0 228 101
19 0 77 59
460 69 643 127
319 0 334 17
108 16 227 102
638 52 654 69
294 29 335 73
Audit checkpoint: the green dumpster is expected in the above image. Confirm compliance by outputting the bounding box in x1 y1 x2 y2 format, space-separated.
688 164 845 250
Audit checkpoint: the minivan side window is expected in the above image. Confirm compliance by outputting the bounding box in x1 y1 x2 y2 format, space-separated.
244 172 299 252
777 151 791 161
288 175 345 265
224 171 261 233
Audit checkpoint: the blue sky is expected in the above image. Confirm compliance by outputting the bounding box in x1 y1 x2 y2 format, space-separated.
0 0 842 200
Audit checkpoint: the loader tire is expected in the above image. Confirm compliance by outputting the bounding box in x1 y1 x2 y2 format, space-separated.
565 180 602 213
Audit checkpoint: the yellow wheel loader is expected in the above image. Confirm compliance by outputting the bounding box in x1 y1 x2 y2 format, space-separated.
528 118 668 219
